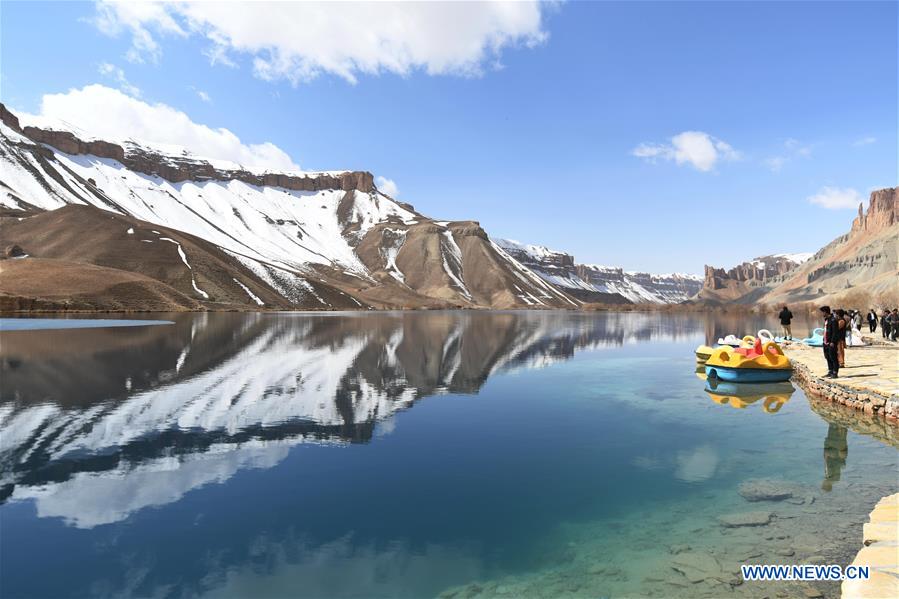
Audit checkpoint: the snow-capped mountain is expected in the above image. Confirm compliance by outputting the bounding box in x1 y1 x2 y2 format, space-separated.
0 104 576 310
496 239 702 304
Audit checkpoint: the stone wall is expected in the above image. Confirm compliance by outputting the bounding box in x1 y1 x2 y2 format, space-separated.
791 361 899 423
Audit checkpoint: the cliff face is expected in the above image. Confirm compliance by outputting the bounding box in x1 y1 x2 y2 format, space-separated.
496 239 702 304
851 187 898 237
700 254 812 302
1 103 374 193
697 188 899 305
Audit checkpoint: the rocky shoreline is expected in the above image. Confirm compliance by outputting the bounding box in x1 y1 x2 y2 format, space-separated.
841 493 899 599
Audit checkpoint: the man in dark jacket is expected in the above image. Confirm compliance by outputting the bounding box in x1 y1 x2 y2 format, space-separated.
867 309 877 333
882 311 891 338
778 305 793 340
835 309 848 367
820 306 839 378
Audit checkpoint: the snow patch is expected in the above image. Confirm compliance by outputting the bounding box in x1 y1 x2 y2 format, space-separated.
232 278 265 306
440 230 472 300
158 237 209 299
380 228 408 284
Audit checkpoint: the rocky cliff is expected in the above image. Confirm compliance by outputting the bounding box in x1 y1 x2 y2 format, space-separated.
496 239 702 303
1 103 374 193
700 253 814 302
697 188 898 305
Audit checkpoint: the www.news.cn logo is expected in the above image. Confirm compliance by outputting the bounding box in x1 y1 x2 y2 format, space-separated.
741 564 870 581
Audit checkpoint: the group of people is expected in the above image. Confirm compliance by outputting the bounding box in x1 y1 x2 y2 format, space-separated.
819 306 898 378
871 308 899 341
778 304 897 379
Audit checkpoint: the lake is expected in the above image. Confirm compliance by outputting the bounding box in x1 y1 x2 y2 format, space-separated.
1 311 896 598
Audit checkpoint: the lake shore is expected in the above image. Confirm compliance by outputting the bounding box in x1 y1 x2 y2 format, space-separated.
784 341 899 425
841 492 899 599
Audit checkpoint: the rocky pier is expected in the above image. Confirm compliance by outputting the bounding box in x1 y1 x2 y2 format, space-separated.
784 342 899 424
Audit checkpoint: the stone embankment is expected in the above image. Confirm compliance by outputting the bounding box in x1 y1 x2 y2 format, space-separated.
841 493 899 599
783 343 899 424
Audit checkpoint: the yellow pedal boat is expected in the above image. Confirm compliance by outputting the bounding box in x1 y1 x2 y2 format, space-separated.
704 341 792 383
695 345 716 363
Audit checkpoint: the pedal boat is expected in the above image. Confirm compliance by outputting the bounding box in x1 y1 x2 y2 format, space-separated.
695 345 716 363
704 341 792 383
801 328 825 347
717 334 756 348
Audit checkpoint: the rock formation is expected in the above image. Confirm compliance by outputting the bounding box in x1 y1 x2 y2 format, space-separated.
696 188 898 306
498 239 702 304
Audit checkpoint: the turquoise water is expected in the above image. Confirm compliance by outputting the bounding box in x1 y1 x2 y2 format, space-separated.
0 312 895 598
0 317 173 330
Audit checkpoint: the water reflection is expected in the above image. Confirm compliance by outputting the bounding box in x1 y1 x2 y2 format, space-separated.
703 380 795 413
1 311 703 527
0 311 894 599
822 423 849 492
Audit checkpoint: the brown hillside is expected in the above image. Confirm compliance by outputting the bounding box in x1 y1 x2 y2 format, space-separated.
0 205 366 311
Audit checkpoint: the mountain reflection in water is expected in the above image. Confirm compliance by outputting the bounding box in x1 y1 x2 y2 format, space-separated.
2 311 896 599
0 311 727 528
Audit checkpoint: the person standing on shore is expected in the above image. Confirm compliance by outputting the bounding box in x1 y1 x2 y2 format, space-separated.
834 309 848 367
882 310 890 338
778 305 793 340
821 306 839 378
867 309 878 333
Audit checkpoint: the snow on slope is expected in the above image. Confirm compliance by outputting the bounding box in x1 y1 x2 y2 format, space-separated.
0 124 414 275
751 253 815 269
1 118 577 309
495 238 702 303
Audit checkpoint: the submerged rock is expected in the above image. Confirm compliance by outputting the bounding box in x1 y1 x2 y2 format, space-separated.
670 552 724 583
739 479 795 502
717 511 774 527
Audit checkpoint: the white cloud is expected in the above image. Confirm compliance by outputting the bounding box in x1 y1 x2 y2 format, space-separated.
807 186 863 210
632 131 740 172
195 89 211 103
375 176 399 197
853 136 877 147
764 156 788 172
784 137 811 156
92 0 186 64
91 1 549 84
764 138 812 172
19 84 299 171
97 62 141 97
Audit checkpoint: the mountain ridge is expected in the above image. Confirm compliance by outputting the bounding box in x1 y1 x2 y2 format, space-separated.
696 188 898 306
3 101 891 312
1 103 583 311
496 239 703 304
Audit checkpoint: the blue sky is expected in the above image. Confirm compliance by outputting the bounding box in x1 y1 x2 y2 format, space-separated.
1 1 896 273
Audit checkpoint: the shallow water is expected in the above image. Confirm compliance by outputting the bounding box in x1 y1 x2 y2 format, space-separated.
0 311 895 598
